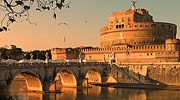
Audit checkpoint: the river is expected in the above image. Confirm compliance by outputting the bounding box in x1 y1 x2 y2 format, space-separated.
6 80 180 100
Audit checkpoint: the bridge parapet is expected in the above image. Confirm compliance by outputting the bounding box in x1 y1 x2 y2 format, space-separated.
0 62 109 68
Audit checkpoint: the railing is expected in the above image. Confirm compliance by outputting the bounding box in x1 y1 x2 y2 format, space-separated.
0 62 109 68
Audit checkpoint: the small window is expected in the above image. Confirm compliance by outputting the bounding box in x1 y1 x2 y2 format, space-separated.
116 25 119 29
122 24 124 28
122 18 124 22
129 26 132 28
145 25 148 27
140 25 143 27
168 25 171 28
151 24 156 28
128 17 130 21
160 24 165 28
119 25 121 28
135 25 137 27
150 53 153 55
128 22 130 25
116 19 119 23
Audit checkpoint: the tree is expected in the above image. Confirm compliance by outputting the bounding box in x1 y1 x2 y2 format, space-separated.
0 48 8 59
24 50 51 60
6 48 23 59
0 0 70 32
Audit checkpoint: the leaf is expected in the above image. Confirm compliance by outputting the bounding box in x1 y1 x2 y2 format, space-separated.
56 3 63 10
66 5 70 8
53 13 56 19
9 18 15 22
36 8 41 11
61 0 65 3
2 26 7 31
9 18 15 23
24 5 30 10
0 28 4 32
15 1 23 5
15 14 18 17
42 6 50 10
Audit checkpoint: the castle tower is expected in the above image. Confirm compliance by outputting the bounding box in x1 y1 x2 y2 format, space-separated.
100 1 177 48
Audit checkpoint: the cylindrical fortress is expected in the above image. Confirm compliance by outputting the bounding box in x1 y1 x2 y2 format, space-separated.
100 8 177 48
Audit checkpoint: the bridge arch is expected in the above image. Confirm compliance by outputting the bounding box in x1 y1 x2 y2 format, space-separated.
83 67 102 85
49 68 77 90
9 70 42 92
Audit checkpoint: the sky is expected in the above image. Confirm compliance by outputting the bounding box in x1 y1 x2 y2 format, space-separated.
0 0 180 51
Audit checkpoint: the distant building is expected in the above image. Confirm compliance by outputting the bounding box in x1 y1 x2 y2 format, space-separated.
51 2 180 64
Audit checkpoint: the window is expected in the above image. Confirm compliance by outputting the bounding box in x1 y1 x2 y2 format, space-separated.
116 19 119 23
145 25 148 27
160 24 165 28
116 24 124 29
119 25 121 28
135 25 137 27
128 22 130 25
168 25 171 28
140 25 143 27
122 18 124 22
151 24 156 28
122 24 124 28
116 25 118 29
128 17 130 21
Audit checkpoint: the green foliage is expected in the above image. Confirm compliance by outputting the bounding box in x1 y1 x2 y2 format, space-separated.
6 48 23 59
0 48 8 59
0 47 51 60
25 50 51 60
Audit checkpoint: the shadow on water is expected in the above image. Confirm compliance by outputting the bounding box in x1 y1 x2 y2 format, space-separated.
5 79 180 100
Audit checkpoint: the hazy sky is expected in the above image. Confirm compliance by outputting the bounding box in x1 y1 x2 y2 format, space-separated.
0 0 180 51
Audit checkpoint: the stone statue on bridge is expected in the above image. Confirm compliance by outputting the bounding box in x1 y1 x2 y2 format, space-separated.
79 52 82 63
30 53 33 59
45 52 49 63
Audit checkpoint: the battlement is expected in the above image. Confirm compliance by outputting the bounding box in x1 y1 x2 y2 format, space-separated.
80 44 167 53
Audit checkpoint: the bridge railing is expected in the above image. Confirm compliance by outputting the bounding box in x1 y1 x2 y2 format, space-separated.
0 62 110 68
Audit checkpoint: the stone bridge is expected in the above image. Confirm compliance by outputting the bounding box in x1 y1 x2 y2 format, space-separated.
0 62 113 93
1 62 179 99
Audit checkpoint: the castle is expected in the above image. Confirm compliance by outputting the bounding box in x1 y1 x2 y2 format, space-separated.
51 1 180 64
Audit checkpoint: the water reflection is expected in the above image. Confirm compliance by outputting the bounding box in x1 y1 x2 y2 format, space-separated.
8 79 180 100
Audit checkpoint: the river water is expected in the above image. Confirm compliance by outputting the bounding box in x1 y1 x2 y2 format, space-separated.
7 80 180 100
